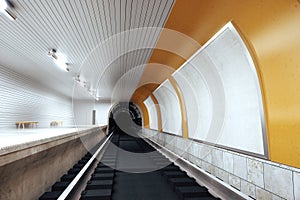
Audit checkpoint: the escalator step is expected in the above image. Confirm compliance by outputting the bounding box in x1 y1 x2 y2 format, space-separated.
39 191 62 200
176 186 210 198
83 156 92 160
91 173 114 180
68 168 81 174
98 162 116 168
161 165 180 171
155 161 171 165
94 168 114 173
85 153 92 157
52 181 70 191
168 178 197 188
85 180 113 189
101 157 117 160
101 160 116 164
97 165 113 169
153 158 170 162
61 174 76 181
74 163 85 169
78 160 88 164
80 189 112 200
163 171 187 178
184 197 220 200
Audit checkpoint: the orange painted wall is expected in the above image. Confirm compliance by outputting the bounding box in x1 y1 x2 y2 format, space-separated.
132 0 300 168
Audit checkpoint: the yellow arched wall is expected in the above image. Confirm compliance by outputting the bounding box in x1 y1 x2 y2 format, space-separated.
168 77 189 139
132 0 300 168
133 100 149 129
150 94 162 132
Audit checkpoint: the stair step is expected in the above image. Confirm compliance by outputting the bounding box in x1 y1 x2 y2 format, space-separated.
91 173 114 180
176 186 210 198
52 181 70 191
168 178 197 188
156 161 172 166
161 165 180 171
61 174 76 181
85 180 113 190
68 168 81 174
94 168 114 173
39 191 62 200
73 163 85 169
98 162 116 168
184 197 220 200
78 160 88 165
80 189 112 200
163 171 187 178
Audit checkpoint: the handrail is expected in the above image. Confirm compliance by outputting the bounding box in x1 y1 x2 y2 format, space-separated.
57 132 113 200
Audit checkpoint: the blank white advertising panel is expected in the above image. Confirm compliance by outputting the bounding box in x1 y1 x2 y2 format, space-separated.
173 22 267 156
173 63 213 140
143 96 158 130
153 80 182 136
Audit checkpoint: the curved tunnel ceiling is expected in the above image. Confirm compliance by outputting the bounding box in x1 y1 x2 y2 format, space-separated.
0 0 175 101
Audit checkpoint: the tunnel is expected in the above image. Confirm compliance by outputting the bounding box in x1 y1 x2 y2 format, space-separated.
0 0 300 200
108 102 142 134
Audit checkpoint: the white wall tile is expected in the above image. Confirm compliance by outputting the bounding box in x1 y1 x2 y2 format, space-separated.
177 137 185 150
247 159 264 188
233 154 248 180
294 171 300 200
256 187 272 200
203 149 212 163
212 149 223 168
218 169 229 183
241 180 256 199
193 157 202 168
190 142 197 157
211 166 216 176
196 145 210 161
214 167 220 178
229 174 241 190
264 164 294 199
203 162 214 174
223 151 234 173
271 194 282 200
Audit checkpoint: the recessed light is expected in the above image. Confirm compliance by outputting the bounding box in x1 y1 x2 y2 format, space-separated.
48 49 69 72
0 0 16 21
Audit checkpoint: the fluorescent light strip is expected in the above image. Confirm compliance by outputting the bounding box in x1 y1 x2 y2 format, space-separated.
4 9 16 21
0 0 7 10
0 0 16 21
54 57 69 72
48 49 69 72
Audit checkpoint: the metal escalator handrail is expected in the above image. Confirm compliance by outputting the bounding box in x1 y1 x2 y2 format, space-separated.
57 132 113 200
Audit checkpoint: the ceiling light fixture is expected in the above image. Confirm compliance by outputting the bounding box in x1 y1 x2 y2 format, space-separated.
95 97 101 101
48 49 69 72
0 0 16 21
73 74 80 82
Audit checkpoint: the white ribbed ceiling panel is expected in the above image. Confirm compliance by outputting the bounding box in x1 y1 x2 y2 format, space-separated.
0 0 175 101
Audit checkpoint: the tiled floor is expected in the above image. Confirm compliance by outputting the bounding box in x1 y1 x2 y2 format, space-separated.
0 125 104 151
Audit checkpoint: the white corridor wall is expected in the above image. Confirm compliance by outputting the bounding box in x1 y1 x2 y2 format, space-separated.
0 65 74 128
73 99 112 126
